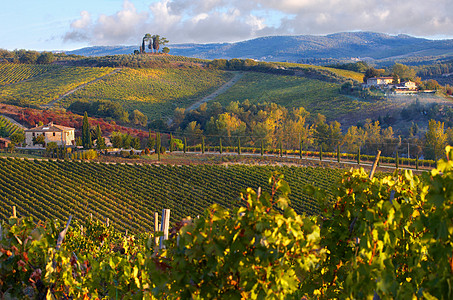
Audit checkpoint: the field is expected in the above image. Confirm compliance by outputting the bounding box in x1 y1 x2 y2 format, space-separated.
0 65 114 106
213 72 383 118
62 66 233 119
0 157 344 233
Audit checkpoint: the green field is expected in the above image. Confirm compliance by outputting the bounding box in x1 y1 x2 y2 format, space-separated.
213 72 378 118
0 158 344 233
0 65 114 106
62 66 233 119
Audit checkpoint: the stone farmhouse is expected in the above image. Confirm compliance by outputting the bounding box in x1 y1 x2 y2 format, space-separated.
24 122 75 147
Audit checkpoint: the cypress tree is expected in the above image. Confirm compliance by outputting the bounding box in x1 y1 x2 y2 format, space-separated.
95 124 105 150
238 137 241 155
416 156 419 170
82 112 92 149
147 130 154 150
261 139 264 156
183 137 187 153
337 145 340 163
202 136 205 154
319 145 323 161
219 138 223 154
279 140 283 157
357 147 361 165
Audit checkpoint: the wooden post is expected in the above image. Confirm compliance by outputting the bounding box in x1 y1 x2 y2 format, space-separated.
159 209 170 249
154 212 159 250
0 223 2 241
12 206 16 218
56 216 73 251
369 150 381 180
90 213 92 221
106 218 110 227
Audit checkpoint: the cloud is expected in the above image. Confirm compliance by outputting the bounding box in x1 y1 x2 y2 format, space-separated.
63 0 453 46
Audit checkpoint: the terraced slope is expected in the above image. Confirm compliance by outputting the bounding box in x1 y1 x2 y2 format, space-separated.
0 158 344 233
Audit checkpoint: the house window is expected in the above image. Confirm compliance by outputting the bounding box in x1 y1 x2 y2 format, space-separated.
32 133 35 137
53 132 56 136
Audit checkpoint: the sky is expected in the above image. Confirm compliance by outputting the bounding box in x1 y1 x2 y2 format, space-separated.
2 0 453 51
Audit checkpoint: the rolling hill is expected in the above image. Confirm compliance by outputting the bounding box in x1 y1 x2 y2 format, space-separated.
67 31 453 65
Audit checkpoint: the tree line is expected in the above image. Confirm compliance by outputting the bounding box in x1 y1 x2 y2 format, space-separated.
143 100 453 160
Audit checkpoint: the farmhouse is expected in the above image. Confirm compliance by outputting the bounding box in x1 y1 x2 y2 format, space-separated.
0 137 11 149
365 76 398 88
24 122 75 147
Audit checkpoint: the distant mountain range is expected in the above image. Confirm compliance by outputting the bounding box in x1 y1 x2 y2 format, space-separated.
66 32 453 66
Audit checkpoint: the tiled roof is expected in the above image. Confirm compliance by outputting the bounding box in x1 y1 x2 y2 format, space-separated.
25 123 74 133
0 137 11 143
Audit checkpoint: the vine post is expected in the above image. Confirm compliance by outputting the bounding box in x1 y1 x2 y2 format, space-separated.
369 150 381 179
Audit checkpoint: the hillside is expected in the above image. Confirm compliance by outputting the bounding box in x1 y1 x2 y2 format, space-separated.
67 32 453 65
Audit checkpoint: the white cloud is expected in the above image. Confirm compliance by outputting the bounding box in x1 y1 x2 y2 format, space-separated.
63 0 453 46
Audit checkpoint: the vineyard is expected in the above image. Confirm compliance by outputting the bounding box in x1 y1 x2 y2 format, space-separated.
0 64 59 86
213 72 385 118
1 151 453 298
0 115 23 137
62 67 233 119
0 66 114 106
0 158 343 233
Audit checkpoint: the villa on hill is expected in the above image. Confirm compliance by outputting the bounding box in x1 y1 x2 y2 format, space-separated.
24 122 75 148
364 76 398 88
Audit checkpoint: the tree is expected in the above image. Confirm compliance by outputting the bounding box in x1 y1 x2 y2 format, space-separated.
36 52 54 64
18 50 38 64
363 67 384 83
162 47 170 54
131 109 148 127
111 132 122 148
131 137 141 150
0 125 7 138
147 130 155 150
424 119 447 160
95 125 106 150
10 132 24 145
33 134 45 147
392 63 416 81
82 112 92 149
141 33 152 53
152 35 168 53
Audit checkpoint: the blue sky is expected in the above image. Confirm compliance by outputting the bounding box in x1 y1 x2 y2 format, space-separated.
2 0 453 51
